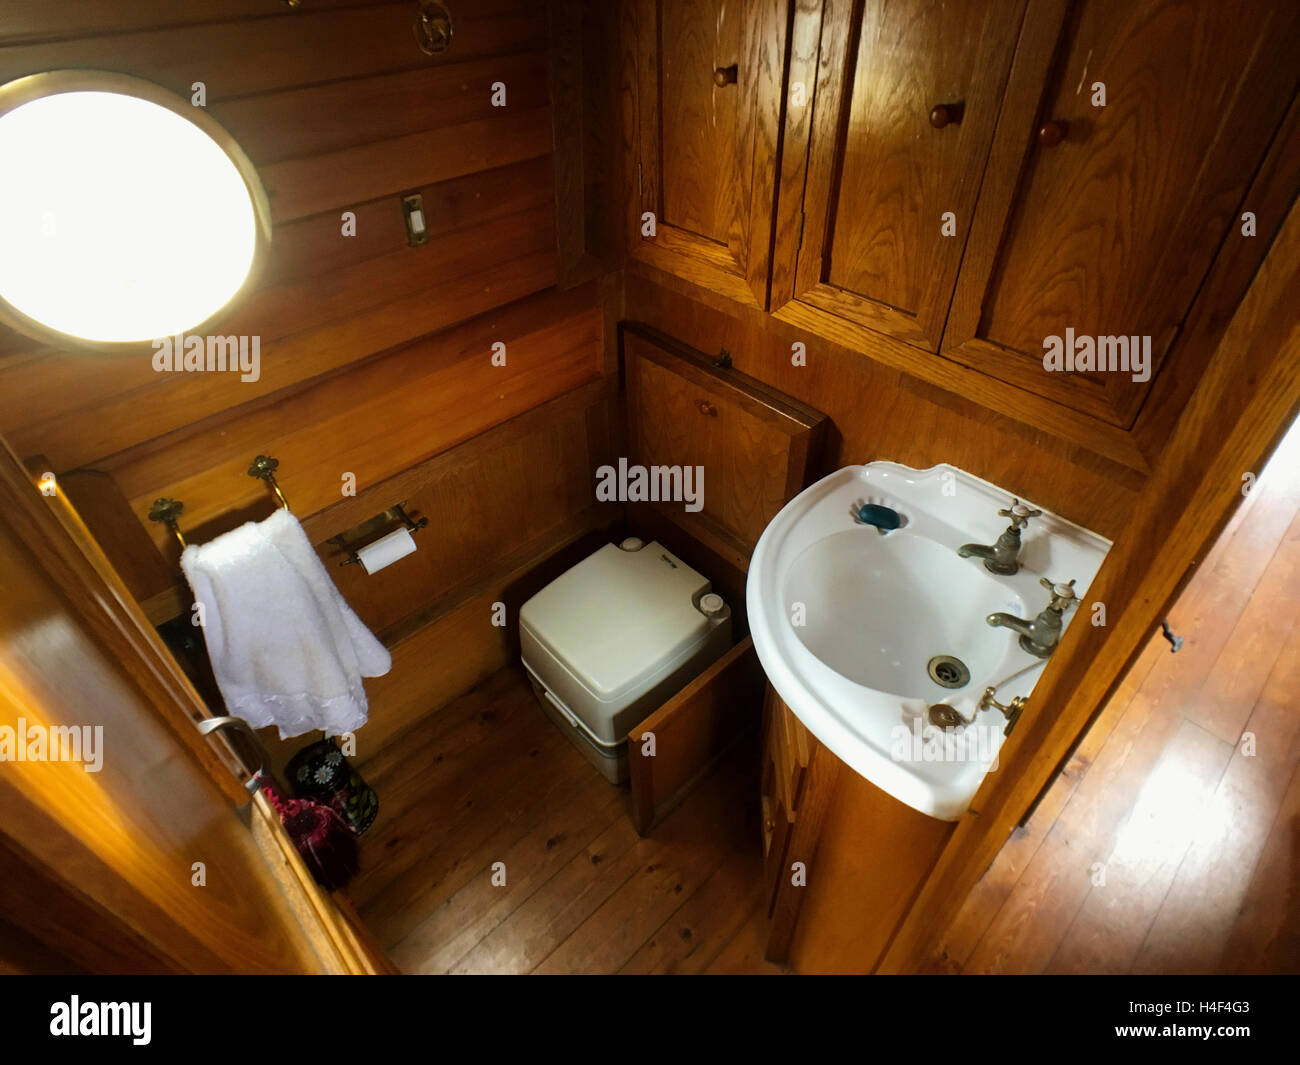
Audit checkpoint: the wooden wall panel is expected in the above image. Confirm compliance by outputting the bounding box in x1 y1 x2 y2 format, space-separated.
314 383 612 640
264 157 556 286
625 271 1141 541
0 2 616 753
0 0 571 465
262 111 554 224
0 204 560 470
0 4 588 538
218 52 551 168
110 287 601 552
0 1 398 45
0 2 545 101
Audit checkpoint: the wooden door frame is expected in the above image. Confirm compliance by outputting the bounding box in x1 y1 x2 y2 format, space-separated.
0 436 394 974
879 189 1300 973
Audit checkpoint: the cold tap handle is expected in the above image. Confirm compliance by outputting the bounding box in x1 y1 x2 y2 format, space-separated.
1039 577 1078 613
997 498 1041 529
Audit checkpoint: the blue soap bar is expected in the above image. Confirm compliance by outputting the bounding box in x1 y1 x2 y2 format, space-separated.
857 503 902 531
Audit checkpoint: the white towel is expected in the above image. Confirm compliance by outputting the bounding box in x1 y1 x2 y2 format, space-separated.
180 508 391 740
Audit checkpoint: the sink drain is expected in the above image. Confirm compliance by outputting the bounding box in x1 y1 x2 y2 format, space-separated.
927 654 970 689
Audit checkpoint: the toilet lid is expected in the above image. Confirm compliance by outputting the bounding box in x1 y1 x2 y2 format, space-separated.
519 542 712 703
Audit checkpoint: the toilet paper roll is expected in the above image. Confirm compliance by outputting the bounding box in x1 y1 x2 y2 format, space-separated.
356 527 417 574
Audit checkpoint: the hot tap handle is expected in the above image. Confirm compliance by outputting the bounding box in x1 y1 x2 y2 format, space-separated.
1039 577 1078 612
998 498 1041 529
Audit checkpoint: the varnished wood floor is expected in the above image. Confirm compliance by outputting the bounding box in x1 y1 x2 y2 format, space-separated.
348 667 785 974
930 419 1300 974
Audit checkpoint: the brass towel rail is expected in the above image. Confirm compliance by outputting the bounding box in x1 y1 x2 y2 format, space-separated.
148 453 291 549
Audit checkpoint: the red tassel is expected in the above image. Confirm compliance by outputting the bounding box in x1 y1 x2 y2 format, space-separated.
259 774 358 891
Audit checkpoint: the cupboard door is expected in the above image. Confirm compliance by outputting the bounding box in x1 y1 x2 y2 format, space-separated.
622 324 827 572
627 636 764 836
761 686 839 962
942 0 1300 427
623 0 788 308
772 0 1026 348
0 442 396 974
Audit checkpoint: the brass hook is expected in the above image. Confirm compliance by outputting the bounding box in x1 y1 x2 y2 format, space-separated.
148 497 187 549
414 0 453 56
247 454 291 511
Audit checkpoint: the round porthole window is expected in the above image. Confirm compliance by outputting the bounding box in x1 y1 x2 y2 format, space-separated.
0 71 271 351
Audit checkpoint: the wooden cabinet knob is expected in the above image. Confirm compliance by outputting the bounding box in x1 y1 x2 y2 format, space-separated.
1037 119 1068 147
713 64 738 87
928 102 963 129
697 400 718 416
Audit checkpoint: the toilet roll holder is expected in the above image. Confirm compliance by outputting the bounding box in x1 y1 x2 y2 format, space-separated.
148 453 427 565
328 502 428 567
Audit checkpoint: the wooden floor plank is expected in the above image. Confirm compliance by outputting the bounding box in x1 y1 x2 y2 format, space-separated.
447 811 648 973
1044 719 1233 973
1191 510 1300 744
961 688 1185 973
1217 760 1300 973
350 683 562 915
534 745 754 974
359 724 587 945
391 783 626 973
701 898 790 974
358 663 779 974
947 415 1300 974
1131 635 1300 972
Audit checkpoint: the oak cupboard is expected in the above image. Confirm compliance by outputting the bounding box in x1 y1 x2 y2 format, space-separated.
772 0 1026 349
939 0 1300 428
775 0 1299 425
626 0 1300 460
759 684 953 970
622 0 788 308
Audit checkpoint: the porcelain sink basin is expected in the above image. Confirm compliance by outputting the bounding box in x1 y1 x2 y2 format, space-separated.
748 462 1111 821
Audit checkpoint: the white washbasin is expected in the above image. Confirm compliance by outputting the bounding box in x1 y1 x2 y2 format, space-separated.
747 462 1111 821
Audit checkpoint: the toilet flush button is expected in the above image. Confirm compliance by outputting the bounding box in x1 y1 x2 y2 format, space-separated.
700 593 726 617
619 537 645 551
